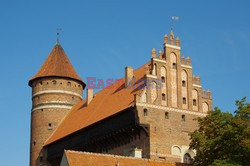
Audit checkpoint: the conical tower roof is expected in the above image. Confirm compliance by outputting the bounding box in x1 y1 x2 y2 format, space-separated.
29 43 84 86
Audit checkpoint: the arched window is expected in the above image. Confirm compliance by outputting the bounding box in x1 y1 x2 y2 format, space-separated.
183 97 186 104
165 112 169 119
67 82 71 86
202 102 209 113
162 93 166 100
172 63 177 69
183 153 192 164
182 80 186 87
161 76 165 83
182 115 186 122
143 109 148 116
193 99 197 106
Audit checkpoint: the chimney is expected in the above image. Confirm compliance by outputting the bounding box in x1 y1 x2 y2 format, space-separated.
87 89 93 105
125 66 134 88
130 148 142 158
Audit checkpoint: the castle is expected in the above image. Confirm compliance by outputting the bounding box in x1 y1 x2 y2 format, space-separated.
29 30 212 166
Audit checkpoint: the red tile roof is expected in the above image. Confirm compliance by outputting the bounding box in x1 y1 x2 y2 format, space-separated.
45 63 149 146
63 150 176 166
29 44 84 86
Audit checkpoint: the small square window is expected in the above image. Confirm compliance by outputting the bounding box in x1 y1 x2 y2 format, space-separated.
52 80 57 85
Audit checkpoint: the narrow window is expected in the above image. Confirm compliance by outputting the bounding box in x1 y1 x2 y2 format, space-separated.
161 76 165 83
162 93 166 100
33 141 36 146
193 99 197 106
182 115 186 122
172 63 177 69
143 109 148 116
39 82 43 85
183 97 186 104
67 82 71 86
165 112 169 119
52 80 57 85
48 123 52 130
182 80 186 87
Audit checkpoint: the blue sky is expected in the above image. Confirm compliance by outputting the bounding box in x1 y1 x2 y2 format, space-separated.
0 0 249 165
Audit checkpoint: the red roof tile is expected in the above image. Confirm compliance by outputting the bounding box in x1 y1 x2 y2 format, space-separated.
45 63 149 146
29 44 84 86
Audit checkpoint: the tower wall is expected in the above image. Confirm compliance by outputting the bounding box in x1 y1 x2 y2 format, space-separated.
30 77 83 166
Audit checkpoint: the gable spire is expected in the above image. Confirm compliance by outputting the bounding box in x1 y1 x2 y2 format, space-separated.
56 28 62 45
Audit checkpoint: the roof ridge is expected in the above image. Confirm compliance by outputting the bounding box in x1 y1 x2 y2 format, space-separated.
65 150 175 163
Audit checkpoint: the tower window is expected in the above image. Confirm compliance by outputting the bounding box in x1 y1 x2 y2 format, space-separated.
143 109 148 116
161 76 165 83
182 115 186 122
172 63 177 69
60 82 62 85
67 82 71 86
48 123 52 130
165 112 169 119
162 93 166 100
52 80 57 85
33 141 36 146
183 97 186 104
193 99 197 106
39 82 43 85
182 80 186 87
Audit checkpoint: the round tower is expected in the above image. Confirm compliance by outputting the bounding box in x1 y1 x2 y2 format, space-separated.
28 43 85 166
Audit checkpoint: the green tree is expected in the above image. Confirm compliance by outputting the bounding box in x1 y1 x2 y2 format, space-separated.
189 97 250 166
